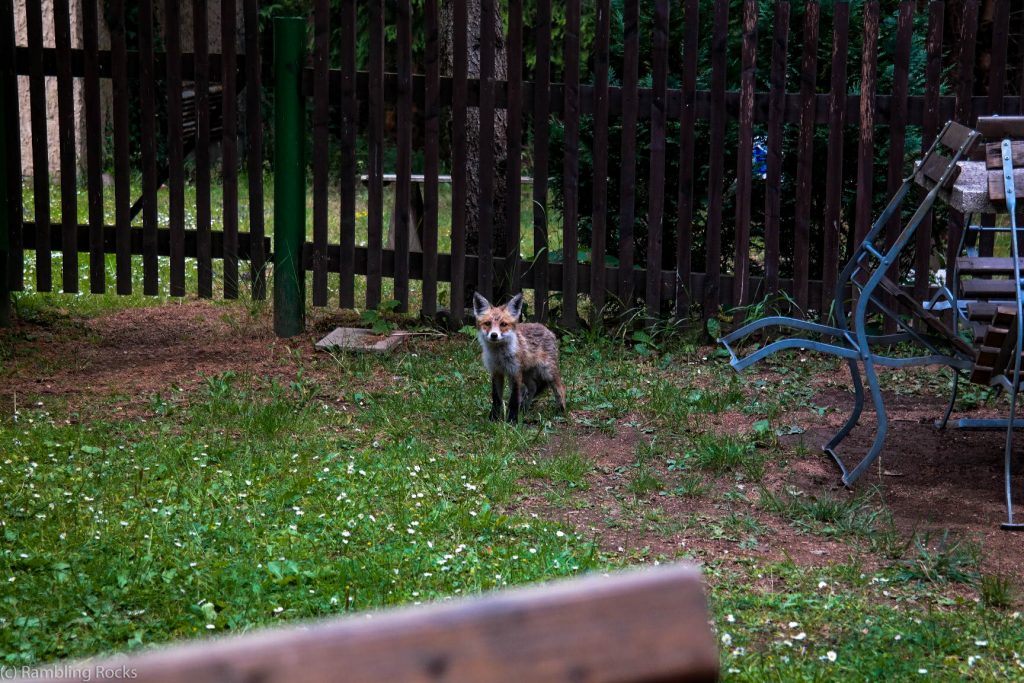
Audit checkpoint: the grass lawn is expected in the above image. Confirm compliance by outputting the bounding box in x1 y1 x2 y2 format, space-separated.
2 289 1023 681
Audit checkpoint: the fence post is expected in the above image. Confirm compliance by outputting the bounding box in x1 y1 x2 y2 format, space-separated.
0 47 10 329
273 17 306 338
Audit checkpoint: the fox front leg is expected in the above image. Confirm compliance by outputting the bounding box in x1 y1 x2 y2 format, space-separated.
507 375 523 424
489 373 505 421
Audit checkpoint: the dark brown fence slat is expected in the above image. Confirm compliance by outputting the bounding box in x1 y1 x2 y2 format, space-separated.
792 1 819 312
421 0 440 317
338 0 356 308
450 0 469 323
23 223 268 261
560 0 581 326
617 0 640 308
312 0 330 306
644 0 669 316
821 0 848 308
978 0 1009 257
589 0 611 322
221 0 239 299
26 0 50 291
531 0 551 321
110 0 130 294
476 0 497 303
1 0 21 291
139 0 159 295
731 0 757 309
882 0 913 331
244 0 265 299
366 0 384 309
674 0 699 318
82 0 101 293
53 0 77 293
702 0 729 317
853 1 879 248
946 0 978 307
915 0 944 304
167 0 185 296
503 0 523 303
194 0 212 298
763 1 788 297
394 0 413 311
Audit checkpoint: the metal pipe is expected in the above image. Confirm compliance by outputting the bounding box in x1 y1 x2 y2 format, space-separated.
273 17 307 338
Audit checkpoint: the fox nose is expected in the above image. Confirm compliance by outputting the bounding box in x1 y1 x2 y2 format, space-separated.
489 332 499 341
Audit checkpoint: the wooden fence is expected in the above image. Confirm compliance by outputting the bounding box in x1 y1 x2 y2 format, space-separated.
3 1 1024 328
2 0 267 301
305 0 1024 326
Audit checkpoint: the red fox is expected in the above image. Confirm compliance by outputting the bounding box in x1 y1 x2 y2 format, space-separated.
473 292 567 423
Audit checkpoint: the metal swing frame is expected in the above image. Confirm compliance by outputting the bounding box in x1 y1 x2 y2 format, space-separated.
718 121 1024 529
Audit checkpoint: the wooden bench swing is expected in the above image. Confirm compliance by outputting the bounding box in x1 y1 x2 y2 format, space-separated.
720 116 1024 531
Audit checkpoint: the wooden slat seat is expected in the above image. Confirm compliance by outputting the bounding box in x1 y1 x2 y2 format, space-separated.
960 278 1019 299
957 257 1024 276
967 305 1020 385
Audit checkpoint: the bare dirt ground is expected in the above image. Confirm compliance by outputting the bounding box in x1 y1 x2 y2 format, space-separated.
2 300 1022 584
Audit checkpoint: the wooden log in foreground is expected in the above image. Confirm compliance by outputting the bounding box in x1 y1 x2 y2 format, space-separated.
20 564 718 683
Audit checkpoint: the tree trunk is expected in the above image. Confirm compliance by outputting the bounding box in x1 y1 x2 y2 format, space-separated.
441 1 509 267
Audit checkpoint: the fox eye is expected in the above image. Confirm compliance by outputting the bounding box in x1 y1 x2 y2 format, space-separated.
499 322 509 328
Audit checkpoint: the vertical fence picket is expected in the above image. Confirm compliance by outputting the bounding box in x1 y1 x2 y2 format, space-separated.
915 1 943 305
0 0 20 291
674 0 698 318
312 0 330 306
617 0 640 308
792 1 818 312
167 0 185 296
882 0 913 331
83 0 101 293
26 0 50 291
854 1 879 250
503 0 523 302
422 0 441 317
221 0 239 299
731 0 757 309
53 0 77 293
644 0 669 316
702 0 729 317
139 0 159 295
978 0 1009 257
244 0 265 299
450 0 469 323
531 0 551 321
590 0 611 322
763 1 788 298
338 0 356 308
111 0 131 294
395 0 413 311
561 0 581 326
946 0 978 303
194 0 213 298
476 0 497 303
822 0 848 309
366 0 384 309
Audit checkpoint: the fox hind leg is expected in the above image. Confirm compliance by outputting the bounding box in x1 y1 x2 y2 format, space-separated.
552 372 567 413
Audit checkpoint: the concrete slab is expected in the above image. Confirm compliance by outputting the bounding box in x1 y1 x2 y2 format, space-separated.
917 160 1024 214
315 327 411 353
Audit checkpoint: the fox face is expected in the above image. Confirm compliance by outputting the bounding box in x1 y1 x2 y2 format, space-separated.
473 292 523 346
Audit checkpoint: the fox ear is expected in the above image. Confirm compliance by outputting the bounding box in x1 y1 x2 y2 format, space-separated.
506 293 524 320
472 292 491 318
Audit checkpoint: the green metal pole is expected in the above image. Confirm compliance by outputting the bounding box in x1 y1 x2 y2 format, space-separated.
273 17 306 338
